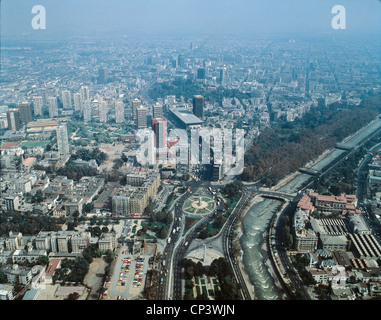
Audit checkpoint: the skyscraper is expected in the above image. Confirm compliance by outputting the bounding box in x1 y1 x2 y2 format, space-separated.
197 68 206 80
132 98 141 120
19 102 33 123
219 68 225 85
33 96 43 116
178 54 185 68
137 106 147 129
192 95 204 120
99 100 108 123
97 68 107 84
56 124 70 156
6 109 21 131
153 103 163 119
152 118 167 149
115 101 125 123
48 96 59 118
83 100 92 122
73 93 81 112
80 86 90 102
61 90 72 109
152 118 167 160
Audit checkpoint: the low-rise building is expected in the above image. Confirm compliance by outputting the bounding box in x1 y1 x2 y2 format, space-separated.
1 264 33 285
0 284 15 300
12 249 47 264
98 232 117 251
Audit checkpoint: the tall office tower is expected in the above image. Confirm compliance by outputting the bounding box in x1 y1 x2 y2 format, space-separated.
137 106 147 129
132 98 141 120
152 118 167 149
153 103 163 119
6 108 21 131
197 68 206 79
56 124 70 156
115 101 125 123
61 90 72 109
19 102 33 123
171 59 178 68
83 100 92 122
136 128 155 166
33 96 43 116
99 100 108 123
80 85 90 102
73 93 81 112
97 68 107 84
48 96 59 118
192 95 204 120
219 68 225 85
178 54 185 68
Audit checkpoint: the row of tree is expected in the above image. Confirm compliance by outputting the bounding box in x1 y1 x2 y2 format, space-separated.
0 212 64 236
241 95 381 185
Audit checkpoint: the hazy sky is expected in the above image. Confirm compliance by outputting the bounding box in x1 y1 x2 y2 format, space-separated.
1 0 380 39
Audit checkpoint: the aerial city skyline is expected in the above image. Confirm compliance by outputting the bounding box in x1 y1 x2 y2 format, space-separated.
0 0 381 310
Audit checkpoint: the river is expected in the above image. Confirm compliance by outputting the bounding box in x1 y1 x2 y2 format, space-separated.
239 117 381 299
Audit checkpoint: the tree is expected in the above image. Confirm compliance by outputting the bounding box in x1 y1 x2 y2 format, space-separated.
32 189 44 204
65 292 80 300
37 255 50 267
121 153 128 163
104 249 115 264
84 203 94 213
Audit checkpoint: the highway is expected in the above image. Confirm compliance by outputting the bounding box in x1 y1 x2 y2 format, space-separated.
220 192 252 300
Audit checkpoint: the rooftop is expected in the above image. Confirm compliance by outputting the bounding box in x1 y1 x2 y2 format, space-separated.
170 108 203 125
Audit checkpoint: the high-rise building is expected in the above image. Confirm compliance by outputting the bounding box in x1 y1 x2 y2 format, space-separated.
219 68 225 85
61 90 72 109
171 59 178 69
115 101 125 123
137 106 147 129
6 109 21 131
153 103 163 119
152 118 167 149
73 93 81 112
132 98 141 120
56 124 70 156
33 96 43 116
48 96 59 118
97 68 107 84
80 86 90 102
192 95 204 120
197 68 206 79
19 102 33 124
178 54 185 68
99 100 108 123
83 100 92 122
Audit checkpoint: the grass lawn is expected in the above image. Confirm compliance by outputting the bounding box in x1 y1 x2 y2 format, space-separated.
184 216 201 234
19 141 49 148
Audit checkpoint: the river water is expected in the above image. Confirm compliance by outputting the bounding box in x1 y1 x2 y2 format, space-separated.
240 173 311 299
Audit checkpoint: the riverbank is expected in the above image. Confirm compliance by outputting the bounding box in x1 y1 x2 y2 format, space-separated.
235 195 265 300
237 195 288 300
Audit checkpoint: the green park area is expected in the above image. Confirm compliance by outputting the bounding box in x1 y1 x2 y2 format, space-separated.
19 141 49 148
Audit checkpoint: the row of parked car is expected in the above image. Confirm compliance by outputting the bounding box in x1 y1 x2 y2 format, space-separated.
118 256 132 286
133 256 145 287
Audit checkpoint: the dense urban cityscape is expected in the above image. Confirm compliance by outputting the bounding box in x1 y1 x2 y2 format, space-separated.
1 1 381 308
